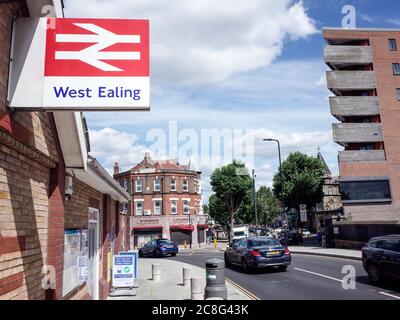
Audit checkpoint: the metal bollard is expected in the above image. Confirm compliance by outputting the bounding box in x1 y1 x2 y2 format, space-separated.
204 258 227 300
183 267 191 286
191 278 203 300
152 264 161 282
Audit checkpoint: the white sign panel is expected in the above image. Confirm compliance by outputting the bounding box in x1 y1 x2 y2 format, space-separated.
112 254 136 288
300 204 307 222
8 18 149 110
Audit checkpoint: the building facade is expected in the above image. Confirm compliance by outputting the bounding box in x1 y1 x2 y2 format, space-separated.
0 0 130 300
114 153 207 248
324 28 400 248
314 151 343 233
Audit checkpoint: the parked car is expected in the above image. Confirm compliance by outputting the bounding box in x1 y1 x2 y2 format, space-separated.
138 238 178 257
224 236 291 273
302 229 311 238
233 225 250 240
361 234 400 284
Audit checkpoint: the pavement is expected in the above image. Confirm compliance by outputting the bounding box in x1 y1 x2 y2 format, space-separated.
108 256 252 300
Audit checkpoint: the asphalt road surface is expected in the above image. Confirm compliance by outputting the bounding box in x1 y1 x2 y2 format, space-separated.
170 249 400 300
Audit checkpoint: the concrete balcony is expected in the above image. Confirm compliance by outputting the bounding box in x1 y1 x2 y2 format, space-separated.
326 71 376 90
332 123 383 144
339 150 386 163
330 96 380 118
324 45 373 66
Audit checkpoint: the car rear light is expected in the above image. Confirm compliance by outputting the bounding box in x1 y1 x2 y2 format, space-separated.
251 250 261 257
284 248 290 255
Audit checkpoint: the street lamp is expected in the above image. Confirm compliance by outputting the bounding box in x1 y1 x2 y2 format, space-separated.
252 169 259 235
263 138 287 224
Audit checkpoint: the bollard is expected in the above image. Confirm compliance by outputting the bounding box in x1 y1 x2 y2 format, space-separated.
152 264 161 282
184 240 187 249
183 267 191 286
191 278 203 300
204 258 227 300
213 238 217 248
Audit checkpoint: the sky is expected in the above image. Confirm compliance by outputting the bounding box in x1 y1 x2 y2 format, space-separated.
64 0 400 202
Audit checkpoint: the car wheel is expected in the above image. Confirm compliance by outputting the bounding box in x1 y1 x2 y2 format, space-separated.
367 264 382 284
138 250 143 258
224 253 231 266
242 259 250 273
278 265 287 272
171 253 176 257
153 250 161 258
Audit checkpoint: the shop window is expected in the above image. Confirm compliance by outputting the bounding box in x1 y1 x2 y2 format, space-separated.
153 200 162 215
183 200 190 214
340 180 391 202
154 178 161 191
170 179 176 191
135 201 143 215
183 179 189 192
397 88 400 101
171 200 178 214
389 39 397 51
135 179 142 192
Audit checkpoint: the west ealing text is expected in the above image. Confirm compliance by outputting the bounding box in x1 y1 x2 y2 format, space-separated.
53 86 142 100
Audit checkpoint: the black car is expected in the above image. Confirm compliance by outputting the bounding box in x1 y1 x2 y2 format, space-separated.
361 234 400 284
224 236 291 273
138 238 178 257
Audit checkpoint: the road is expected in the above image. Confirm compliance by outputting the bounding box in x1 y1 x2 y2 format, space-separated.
170 249 400 300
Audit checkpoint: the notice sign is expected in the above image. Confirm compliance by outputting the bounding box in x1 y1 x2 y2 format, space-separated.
299 204 307 222
8 18 149 110
112 254 135 288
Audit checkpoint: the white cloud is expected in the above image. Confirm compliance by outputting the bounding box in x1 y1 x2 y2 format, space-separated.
360 14 374 23
388 18 400 26
64 0 317 85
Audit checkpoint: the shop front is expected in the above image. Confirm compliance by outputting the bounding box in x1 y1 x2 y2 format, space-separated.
132 226 163 248
170 225 195 245
197 224 209 244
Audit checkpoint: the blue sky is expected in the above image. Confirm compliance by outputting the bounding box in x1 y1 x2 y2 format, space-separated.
65 0 400 202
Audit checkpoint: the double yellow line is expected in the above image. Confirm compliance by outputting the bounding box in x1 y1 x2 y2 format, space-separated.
225 277 261 300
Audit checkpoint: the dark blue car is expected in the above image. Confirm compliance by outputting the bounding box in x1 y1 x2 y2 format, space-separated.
138 238 178 257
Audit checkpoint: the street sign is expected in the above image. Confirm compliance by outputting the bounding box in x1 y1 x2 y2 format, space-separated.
112 254 136 288
8 18 149 111
299 204 307 222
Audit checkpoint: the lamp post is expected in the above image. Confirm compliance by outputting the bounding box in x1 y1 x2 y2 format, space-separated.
252 169 259 235
263 138 286 224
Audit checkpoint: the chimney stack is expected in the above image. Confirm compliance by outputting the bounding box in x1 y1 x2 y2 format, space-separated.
113 161 120 176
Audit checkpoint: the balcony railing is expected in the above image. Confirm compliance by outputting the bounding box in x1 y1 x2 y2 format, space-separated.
332 123 383 144
324 45 373 65
326 71 376 90
338 150 386 163
330 96 380 117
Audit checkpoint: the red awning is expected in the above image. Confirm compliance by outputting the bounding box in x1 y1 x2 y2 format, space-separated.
132 226 163 231
169 225 195 231
197 224 209 229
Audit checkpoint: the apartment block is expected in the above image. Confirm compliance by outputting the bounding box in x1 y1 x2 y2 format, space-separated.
324 28 400 248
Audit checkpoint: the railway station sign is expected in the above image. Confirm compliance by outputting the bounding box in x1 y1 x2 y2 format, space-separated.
7 18 149 110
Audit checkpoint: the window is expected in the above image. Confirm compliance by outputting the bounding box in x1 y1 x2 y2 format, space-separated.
135 201 143 215
154 178 161 191
359 143 374 150
397 88 400 101
392 63 400 75
340 180 391 202
183 179 189 192
170 179 176 191
153 200 162 215
135 179 142 192
183 200 190 214
170 200 178 214
380 239 400 252
389 39 397 51
123 179 128 191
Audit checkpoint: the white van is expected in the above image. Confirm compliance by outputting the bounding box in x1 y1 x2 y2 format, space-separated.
233 225 249 240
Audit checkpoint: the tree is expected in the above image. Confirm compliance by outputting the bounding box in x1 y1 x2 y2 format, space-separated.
208 194 229 227
256 186 280 226
273 152 325 212
210 161 253 243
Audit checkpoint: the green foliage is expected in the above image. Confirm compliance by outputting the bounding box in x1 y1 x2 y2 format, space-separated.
256 186 280 225
273 151 325 210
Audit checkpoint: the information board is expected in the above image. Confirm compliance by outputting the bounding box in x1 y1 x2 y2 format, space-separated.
112 254 136 288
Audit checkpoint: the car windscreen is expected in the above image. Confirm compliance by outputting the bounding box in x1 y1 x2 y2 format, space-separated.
234 231 245 236
158 240 173 244
247 239 281 247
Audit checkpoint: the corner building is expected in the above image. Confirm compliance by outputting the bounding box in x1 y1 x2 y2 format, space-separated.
324 28 400 248
114 153 207 247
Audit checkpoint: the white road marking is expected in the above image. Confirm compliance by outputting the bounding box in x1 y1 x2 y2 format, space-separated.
378 291 400 300
294 267 343 283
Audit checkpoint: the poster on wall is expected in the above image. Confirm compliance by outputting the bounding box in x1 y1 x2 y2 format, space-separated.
62 229 81 297
79 229 89 282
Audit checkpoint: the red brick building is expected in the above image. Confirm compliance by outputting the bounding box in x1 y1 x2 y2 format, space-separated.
0 0 130 300
114 152 207 247
324 28 400 248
